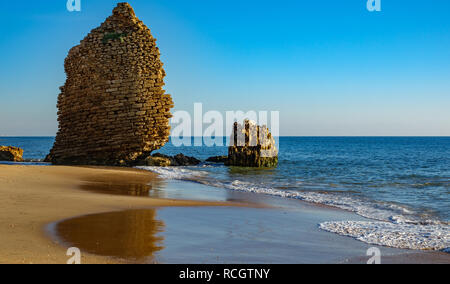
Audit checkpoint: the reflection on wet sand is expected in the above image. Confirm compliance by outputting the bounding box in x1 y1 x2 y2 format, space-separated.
56 210 165 262
80 181 154 196
79 168 166 197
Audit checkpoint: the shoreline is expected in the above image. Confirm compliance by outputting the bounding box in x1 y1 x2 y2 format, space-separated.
149 179 449 263
0 164 448 264
0 165 250 264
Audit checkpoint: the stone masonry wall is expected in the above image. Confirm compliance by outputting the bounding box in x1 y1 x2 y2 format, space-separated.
46 3 174 165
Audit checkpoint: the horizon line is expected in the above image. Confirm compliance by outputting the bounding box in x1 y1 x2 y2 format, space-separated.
1 135 450 138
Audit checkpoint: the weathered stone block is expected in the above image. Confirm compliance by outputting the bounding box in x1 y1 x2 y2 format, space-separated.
145 156 171 167
0 146 24 162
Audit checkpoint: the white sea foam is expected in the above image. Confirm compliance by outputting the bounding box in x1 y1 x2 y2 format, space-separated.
137 166 450 251
137 166 207 180
319 221 450 251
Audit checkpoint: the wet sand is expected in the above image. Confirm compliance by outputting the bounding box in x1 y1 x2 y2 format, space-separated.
0 165 248 264
141 188 449 264
52 210 165 263
342 251 450 264
50 180 449 264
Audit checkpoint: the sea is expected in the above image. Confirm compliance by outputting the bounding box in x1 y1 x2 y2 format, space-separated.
1 136 449 251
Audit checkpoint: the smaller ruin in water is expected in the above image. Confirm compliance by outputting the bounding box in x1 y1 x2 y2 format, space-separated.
227 120 278 168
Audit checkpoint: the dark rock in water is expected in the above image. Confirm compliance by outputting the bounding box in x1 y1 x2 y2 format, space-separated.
172 154 201 166
152 153 168 157
226 120 278 168
145 156 171 167
0 146 24 162
43 154 52 163
150 153 201 166
206 156 228 163
151 153 172 161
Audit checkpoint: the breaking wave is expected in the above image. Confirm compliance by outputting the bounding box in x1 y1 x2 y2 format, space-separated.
137 166 449 251
319 221 449 251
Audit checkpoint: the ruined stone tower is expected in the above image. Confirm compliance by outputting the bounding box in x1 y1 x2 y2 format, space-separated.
46 3 174 165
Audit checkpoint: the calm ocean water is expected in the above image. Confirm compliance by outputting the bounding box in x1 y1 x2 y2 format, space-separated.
153 137 450 223
2 136 449 250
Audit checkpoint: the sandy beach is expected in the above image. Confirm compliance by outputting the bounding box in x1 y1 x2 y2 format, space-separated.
0 165 247 264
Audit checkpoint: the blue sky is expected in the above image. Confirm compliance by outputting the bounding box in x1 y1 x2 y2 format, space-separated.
0 0 449 136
